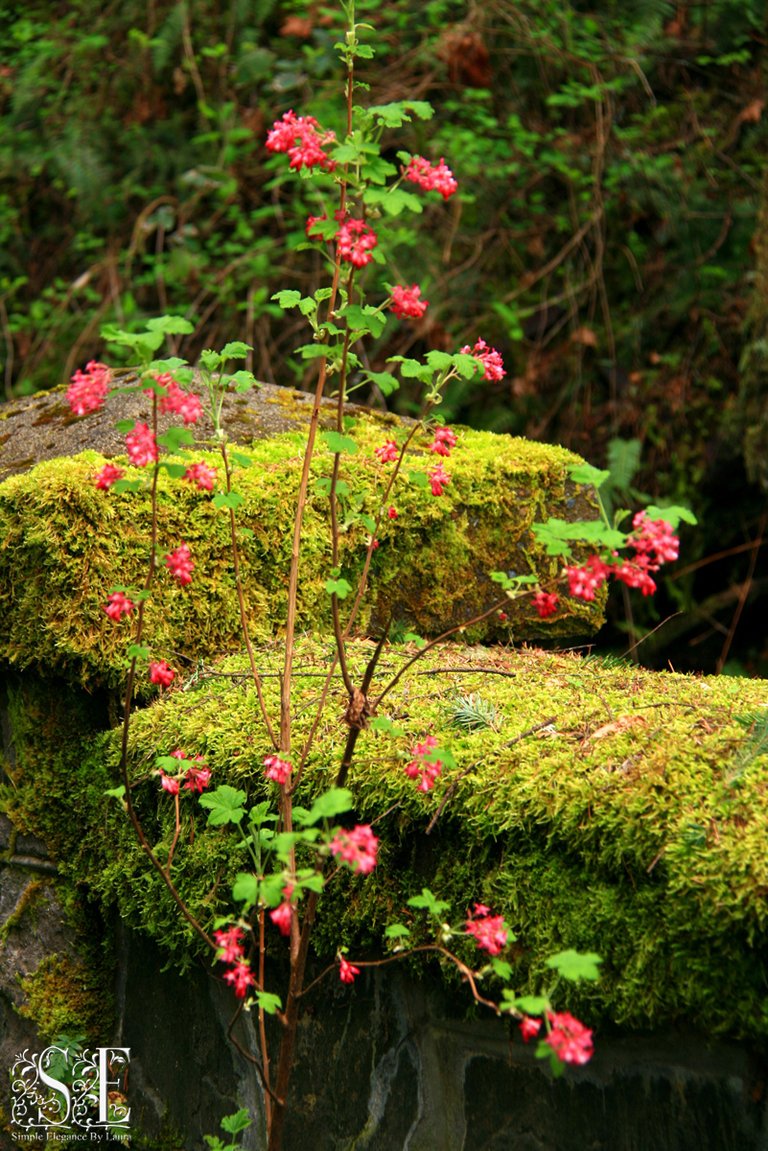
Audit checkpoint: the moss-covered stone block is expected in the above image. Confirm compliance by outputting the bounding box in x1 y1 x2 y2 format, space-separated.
0 409 603 685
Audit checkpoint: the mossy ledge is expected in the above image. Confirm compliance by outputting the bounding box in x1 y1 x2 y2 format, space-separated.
6 642 768 1047
0 418 602 685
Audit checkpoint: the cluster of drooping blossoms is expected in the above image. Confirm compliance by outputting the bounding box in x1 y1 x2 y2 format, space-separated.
66 360 112 415
158 749 212 795
403 155 459 200
213 926 256 999
266 109 336 171
465 902 508 956
518 1010 593 1065
404 735 443 792
532 511 681 620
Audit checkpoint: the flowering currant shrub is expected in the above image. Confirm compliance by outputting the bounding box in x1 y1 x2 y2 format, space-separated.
66 6 695 1149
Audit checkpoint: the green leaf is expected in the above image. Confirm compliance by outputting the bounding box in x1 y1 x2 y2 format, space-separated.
220 1109 252 1136
325 577 353 599
115 419 135 434
232 873 259 908
385 923 411 939
157 426 194 452
407 888 450 918
146 314 195 335
160 462 187 479
219 341 252 360
567 463 610 489
230 370 257 393
112 479 143 494
545 949 602 982
126 644 150 660
199 785 248 826
272 289 302 309
490 957 513 980
254 991 282 1015
363 187 423 217
339 304 387 337
504 993 550 1015
104 785 126 801
213 491 245 511
303 787 355 824
248 801 278 828
363 370 399 396
369 716 406 737
425 350 454 372
321 431 359 455
297 873 325 894
229 451 253 468
643 504 698 528
408 471 429 490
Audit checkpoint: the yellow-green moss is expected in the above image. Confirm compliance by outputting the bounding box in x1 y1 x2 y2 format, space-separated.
5 641 767 1044
0 423 603 685
18 953 112 1044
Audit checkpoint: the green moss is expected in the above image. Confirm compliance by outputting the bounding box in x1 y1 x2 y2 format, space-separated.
0 423 603 684
18 952 112 1044
6 640 766 1044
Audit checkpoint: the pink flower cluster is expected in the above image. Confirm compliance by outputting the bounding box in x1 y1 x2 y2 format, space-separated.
532 590 559 619
149 659 175 687
429 426 457 457
166 543 194 585
183 461 217 491
465 902 508 956
154 373 203 425
544 1011 594 1065
329 824 379 875
404 735 442 791
159 750 211 795
266 110 336 171
336 217 378 268
94 463 125 490
67 360 111 416
375 440 399 463
428 462 450 497
104 591 134 621
339 957 360 984
391 284 429 319
561 513 681 606
270 899 293 936
125 422 158 467
404 155 458 199
460 338 505 382
214 926 255 999
263 754 291 785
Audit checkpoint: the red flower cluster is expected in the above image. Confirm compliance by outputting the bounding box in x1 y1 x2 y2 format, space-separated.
330 824 379 874
159 749 211 795
94 463 125 490
154 373 203 425
149 660 175 687
125 421 158 467
339 957 360 984
404 735 442 792
565 514 681 603
403 155 458 199
427 462 450 496
214 927 256 999
182 461 217 491
270 901 293 936
519 1015 542 1043
67 360 111 416
104 591 134 621
165 543 194 585
545 1011 593 1065
336 217 378 267
429 426 457 457
460 338 505 382
532 590 559 619
465 902 508 956
390 284 429 319
263 754 291 785
266 110 336 171
375 440 399 463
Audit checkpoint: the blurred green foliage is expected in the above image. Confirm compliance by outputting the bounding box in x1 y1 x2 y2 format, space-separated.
1 0 766 671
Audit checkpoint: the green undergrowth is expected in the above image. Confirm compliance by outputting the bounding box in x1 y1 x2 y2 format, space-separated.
0 423 601 685
3 642 768 1045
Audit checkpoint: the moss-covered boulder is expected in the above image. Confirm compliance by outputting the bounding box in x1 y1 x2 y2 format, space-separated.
6 642 768 1046
0 392 603 685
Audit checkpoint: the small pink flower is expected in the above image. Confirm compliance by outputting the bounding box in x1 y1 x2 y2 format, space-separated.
427 463 450 496
612 561 657 596
266 110 336 171
165 543 194 585
94 463 125 490
149 660 175 687
460 338 505 382
223 959 256 998
159 772 180 795
66 360 111 416
270 902 293 937
182 462 217 491
339 957 360 984
104 591 134 621
391 284 429 319
519 1015 542 1043
403 155 458 199
629 512 679 567
545 1011 593 1065
532 590 559 619
465 904 508 956
330 825 379 875
387 506 398 520
263 754 291 785
125 422 158 467
429 427 457 457
336 218 378 268
404 736 443 792
306 213 327 237
214 926 246 964
375 440 399 463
